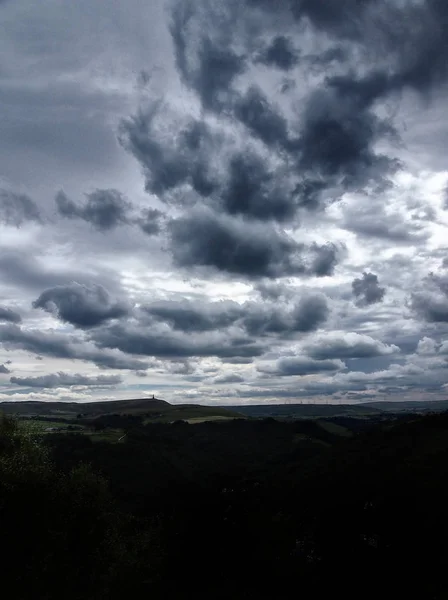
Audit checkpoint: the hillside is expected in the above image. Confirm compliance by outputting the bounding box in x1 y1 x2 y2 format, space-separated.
229 402 383 419
361 399 448 412
0 397 243 423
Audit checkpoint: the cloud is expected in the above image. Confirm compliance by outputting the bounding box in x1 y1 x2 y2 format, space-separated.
169 208 340 278
241 295 328 336
190 37 247 111
0 364 11 374
290 293 330 333
305 332 399 360
119 107 220 198
304 46 350 71
258 356 345 376
220 149 295 221
10 371 122 388
169 4 246 111
142 298 242 332
163 0 448 215
121 103 301 222
32 282 128 328
214 373 245 384
2 0 448 405
310 242 341 277
232 86 291 150
239 294 329 336
0 189 42 227
153 293 329 343
297 73 400 200
342 209 428 243
134 208 163 236
90 318 264 361
254 35 299 71
410 273 448 323
0 323 148 371
352 272 386 306
0 306 22 323
416 337 438 356
0 249 120 293
144 292 329 338
248 0 448 93
56 189 131 231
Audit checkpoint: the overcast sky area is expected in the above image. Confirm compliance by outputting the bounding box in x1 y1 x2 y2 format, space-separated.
1 0 448 405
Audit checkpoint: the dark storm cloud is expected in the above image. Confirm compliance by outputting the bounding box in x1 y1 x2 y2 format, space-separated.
310 243 341 277
305 333 399 360
0 189 42 227
56 189 131 231
91 321 264 360
124 15 407 232
287 0 377 38
191 37 246 111
0 306 22 323
295 0 448 92
123 4 406 244
247 0 448 89
10 372 122 388
232 86 291 149
220 357 254 365
297 73 399 195
169 209 301 278
255 36 299 71
255 281 294 302
352 272 386 307
0 323 149 371
32 282 128 328
120 108 218 198
220 150 295 221
292 294 329 332
162 0 448 226
236 293 329 336
388 0 448 94
142 299 242 332
169 3 246 111
258 356 344 376
0 364 11 374
169 208 340 278
144 292 329 338
121 105 300 222
305 46 350 72
410 273 448 323
134 208 163 236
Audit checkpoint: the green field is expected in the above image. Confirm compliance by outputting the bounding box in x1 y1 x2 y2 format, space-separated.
19 419 85 433
317 420 353 437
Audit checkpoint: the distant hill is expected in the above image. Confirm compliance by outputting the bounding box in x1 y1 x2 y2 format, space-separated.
361 399 448 413
0 397 242 422
227 403 383 419
227 399 448 419
3 397 448 425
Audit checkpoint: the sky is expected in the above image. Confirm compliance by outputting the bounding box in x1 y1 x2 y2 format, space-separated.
1 0 448 406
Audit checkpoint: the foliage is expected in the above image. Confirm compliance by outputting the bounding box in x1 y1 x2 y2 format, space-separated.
3 409 448 598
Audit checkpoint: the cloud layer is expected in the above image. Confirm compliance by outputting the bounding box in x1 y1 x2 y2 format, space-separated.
0 0 447 404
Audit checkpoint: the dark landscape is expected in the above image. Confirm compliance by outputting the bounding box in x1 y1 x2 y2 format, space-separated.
2 397 448 599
